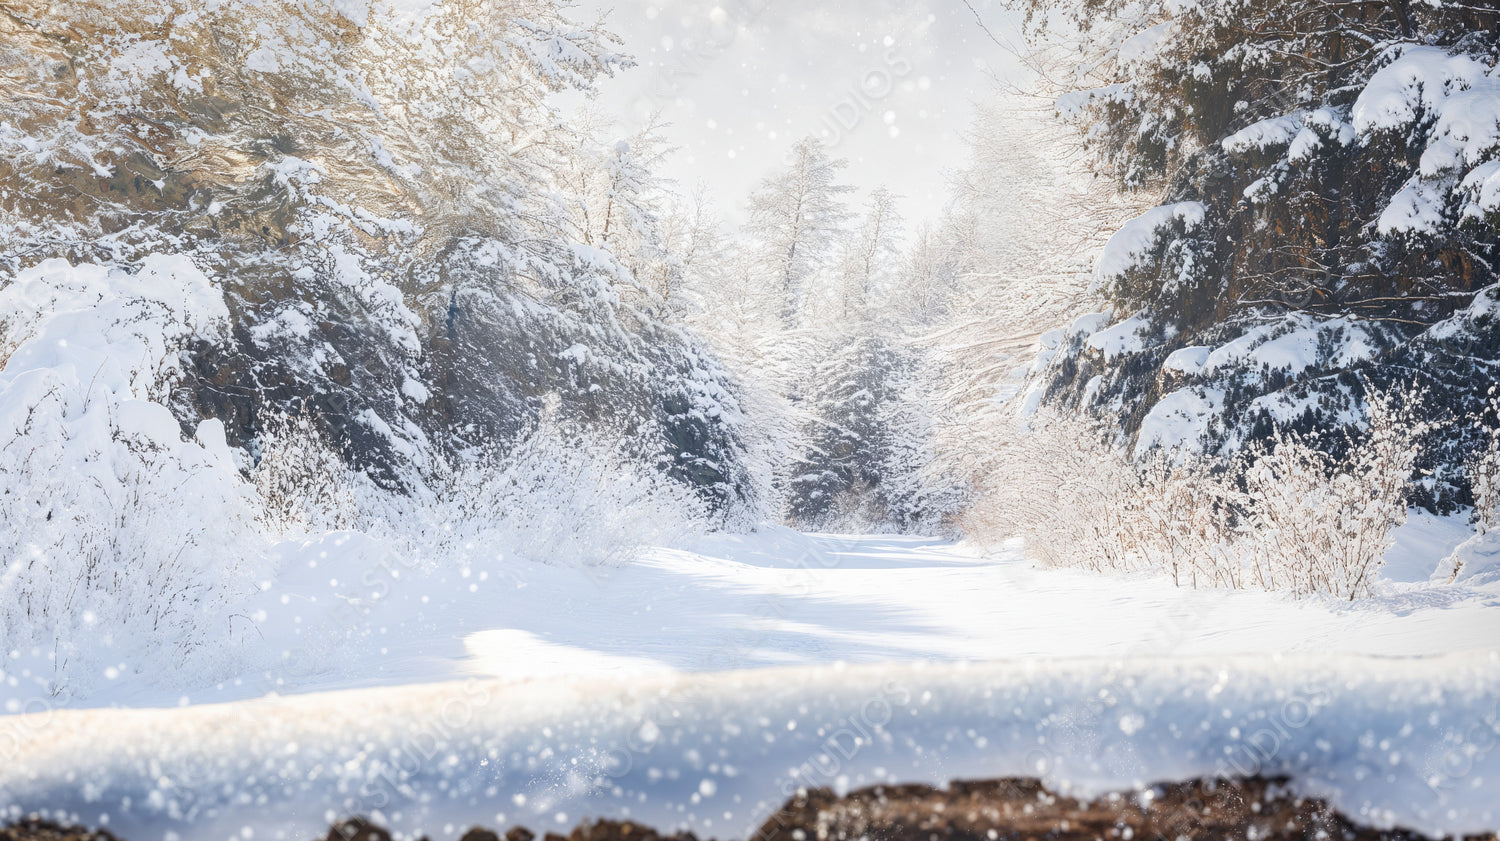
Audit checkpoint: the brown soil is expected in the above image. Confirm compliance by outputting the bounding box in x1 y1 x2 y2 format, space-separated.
5 778 1496 841
746 777 1460 841
0 820 124 841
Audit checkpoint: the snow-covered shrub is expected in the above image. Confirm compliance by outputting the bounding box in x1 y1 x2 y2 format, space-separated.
368 414 711 569
0 256 267 695
0 260 715 702
1468 394 1500 535
978 385 1429 599
966 411 1145 571
1238 387 1435 599
978 414 1235 581
252 409 359 539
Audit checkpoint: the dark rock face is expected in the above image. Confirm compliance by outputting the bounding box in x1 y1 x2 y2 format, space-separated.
1022 4 1500 504
1037 300 1500 510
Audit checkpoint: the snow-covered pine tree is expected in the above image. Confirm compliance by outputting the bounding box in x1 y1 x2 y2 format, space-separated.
1018 0 1500 504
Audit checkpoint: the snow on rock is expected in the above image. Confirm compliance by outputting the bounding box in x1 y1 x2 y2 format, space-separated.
1161 345 1211 375
1027 328 1069 377
1018 382 1046 417
1352 46 1500 236
1423 283 1500 342
1290 108 1356 163
1116 23 1173 73
1418 79 1500 177
1093 202 1205 289
1 655 1497 841
1085 312 1152 359
1066 310 1114 339
1134 387 1222 457
1222 113 1305 155
1379 175 1457 236
1352 47 1488 138
1202 314 1379 376
1461 160 1500 222
1241 387 1359 432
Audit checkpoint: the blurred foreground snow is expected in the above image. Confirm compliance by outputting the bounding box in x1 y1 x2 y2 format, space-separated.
2 654 1497 841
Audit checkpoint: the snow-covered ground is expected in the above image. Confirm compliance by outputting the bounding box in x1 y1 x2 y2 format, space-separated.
7 519 1494 710
3 526 1499 841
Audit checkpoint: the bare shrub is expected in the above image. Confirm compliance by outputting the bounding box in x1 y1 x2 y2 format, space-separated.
973 385 1431 599
1131 452 1240 589
1469 393 1500 536
965 411 1144 572
1237 387 1435 599
365 413 711 570
251 409 358 539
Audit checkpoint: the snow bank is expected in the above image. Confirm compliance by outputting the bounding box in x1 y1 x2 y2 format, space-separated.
2 655 1496 841
0 256 267 698
1436 530 1500 586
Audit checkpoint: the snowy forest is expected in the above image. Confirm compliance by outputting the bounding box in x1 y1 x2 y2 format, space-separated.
1 0 1499 840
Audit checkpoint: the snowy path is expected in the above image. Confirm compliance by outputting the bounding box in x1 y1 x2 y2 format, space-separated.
13 525 1498 709
457 527 1500 682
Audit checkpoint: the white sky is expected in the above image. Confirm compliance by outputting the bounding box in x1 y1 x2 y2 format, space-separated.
561 0 1027 228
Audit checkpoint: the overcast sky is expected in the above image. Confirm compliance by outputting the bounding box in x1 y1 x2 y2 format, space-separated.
561 0 1027 228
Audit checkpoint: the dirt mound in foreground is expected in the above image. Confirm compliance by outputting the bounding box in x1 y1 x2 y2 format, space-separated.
5 777 1495 841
